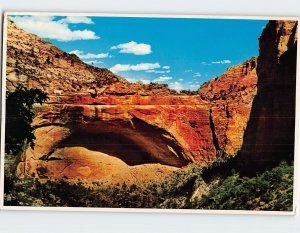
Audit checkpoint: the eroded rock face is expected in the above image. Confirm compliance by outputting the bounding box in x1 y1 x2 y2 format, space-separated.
31 95 215 166
18 63 257 181
6 19 258 182
199 58 257 157
239 20 298 168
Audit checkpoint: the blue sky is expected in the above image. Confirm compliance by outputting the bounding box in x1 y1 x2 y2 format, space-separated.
9 15 267 91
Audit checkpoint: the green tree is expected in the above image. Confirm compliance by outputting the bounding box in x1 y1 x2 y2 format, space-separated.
5 85 48 155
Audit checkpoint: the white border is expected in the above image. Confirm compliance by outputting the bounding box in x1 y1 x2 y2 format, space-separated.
0 11 8 210
293 13 300 216
2 11 300 20
1 11 299 215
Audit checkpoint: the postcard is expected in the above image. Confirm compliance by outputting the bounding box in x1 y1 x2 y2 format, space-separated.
1 12 298 214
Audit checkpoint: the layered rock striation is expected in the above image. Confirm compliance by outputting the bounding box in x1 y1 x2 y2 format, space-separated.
6 18 259 182
199 57 257 157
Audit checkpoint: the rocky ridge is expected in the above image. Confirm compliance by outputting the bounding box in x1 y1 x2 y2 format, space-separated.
6 18 124 94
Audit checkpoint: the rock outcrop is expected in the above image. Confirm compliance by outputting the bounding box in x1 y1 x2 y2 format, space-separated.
6 18 259 182
238 20 298 169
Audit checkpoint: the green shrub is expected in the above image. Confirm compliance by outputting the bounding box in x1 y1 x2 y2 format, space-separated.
4 162 293 211
194 162 294 211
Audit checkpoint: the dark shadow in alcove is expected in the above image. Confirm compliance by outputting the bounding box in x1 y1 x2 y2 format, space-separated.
57 118 188 167
58 131 159 166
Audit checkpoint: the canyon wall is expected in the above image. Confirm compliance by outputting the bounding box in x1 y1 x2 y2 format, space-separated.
6 19 258 182
238 20 298 169
199 57 257 157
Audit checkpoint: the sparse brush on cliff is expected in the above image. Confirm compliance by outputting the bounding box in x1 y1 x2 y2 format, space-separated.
179 90 198 95
148 82 169 89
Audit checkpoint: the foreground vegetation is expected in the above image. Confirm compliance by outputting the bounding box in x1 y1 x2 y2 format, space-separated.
4 162 293 211
194 162 294 211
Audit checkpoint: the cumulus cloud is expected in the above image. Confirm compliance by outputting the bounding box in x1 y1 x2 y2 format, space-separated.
145 70 156 73
11 15 99 41
153 76 173 83
111 41 152 55
146 70 170 74
211 60 231 64
58 16 94 24
110 62 160 73
179 78 184 81
70 50 109 59
169 81 183 91
163 66 170 69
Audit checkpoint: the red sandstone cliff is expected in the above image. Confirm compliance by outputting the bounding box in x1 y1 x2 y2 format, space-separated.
199 57 257 157
5 19 259 182
238 20 298 168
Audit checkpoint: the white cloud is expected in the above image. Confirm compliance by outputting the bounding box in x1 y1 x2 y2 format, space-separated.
69 50 109 59
111 41 152 55
146 70 165 74
146 69 170 74
193 72 201 78
211 60 231 64
169 81 183 91
153 76 173 83
83 60 103 65
11 16 99 41
179 78 184 81
110 62 160 73
58 16 94 24
163 66 170 69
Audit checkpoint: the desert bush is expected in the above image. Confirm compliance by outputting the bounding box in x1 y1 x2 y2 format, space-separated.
148 82 168 89
194 162 293 211
180 90 198 95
